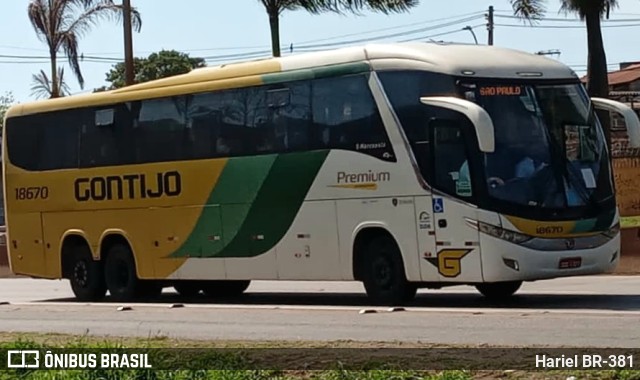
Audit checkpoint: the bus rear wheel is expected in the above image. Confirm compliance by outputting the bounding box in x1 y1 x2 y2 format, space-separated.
68 245 107 302
104 243 142 302
201 280 250 298
361 235 414 306
174 281 202 297
476 281 522 301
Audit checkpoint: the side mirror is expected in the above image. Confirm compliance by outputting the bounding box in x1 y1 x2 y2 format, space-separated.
591 97 640 148
420 96 495 153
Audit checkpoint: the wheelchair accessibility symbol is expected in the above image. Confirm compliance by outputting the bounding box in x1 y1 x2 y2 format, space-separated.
433 198 444 214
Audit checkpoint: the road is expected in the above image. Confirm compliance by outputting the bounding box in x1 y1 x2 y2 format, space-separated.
0 276 639 347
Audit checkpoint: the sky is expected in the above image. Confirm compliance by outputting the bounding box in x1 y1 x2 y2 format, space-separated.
1 0 640 103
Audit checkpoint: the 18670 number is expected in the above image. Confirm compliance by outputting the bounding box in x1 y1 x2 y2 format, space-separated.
15 186 49 200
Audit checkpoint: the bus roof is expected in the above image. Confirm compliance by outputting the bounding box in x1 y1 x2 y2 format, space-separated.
7 42 578 118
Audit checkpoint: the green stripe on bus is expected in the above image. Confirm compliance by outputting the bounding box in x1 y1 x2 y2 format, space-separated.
211 155 277 251
169 150 329 258
169 156 276 258
262 62 370 84
213 150 329 258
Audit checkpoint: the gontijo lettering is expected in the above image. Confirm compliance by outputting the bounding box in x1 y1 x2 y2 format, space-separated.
74 171 182 202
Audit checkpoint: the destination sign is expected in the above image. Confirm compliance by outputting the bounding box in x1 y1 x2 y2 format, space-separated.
479 86 522 96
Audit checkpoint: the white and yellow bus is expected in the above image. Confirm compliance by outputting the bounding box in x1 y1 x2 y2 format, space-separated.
4 42 640 304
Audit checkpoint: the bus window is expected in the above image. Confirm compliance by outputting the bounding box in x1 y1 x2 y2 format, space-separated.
5 116 40 171
432 122 473 199
311 74 394 161
39 111 79 170
135 96 187 163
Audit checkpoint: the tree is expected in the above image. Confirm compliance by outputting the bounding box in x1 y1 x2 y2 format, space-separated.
103 50 206 89
27 0 142 98
31 68 71 99
260 0 419 57
510 0 617 145
0 92 15 131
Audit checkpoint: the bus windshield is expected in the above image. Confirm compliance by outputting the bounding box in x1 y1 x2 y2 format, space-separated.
459 81 612 212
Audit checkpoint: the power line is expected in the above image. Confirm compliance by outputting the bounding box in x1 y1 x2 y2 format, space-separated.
495 14 640 23
399 23 485 43
0 11 487 66
195 14 486 63
288 10 486 45
70 10 489 56
495 23 640 29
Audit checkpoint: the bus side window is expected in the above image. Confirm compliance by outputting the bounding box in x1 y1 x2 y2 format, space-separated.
135 96 186 163
311 74 394 161
271 82 311 152
80 105 135 167
79 108 118 167
38 110 79 170
5 116 40 171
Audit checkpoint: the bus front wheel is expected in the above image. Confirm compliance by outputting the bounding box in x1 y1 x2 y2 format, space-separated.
68 245 107 302
476 281 522 301
361 235 415 306
104 244 142 302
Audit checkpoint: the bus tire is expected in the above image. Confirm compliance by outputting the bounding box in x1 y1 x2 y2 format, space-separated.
476 281 522 301
174 281 202 297
361 235 413 306
201 280 250 298
68 244 107 302
104 243 141 302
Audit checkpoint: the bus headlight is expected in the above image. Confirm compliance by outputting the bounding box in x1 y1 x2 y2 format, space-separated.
602 222 620 239
478 221 532 244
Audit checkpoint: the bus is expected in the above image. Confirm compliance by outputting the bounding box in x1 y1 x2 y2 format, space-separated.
4 42 640 305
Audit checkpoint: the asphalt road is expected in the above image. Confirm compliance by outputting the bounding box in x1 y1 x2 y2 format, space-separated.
0 276 639 347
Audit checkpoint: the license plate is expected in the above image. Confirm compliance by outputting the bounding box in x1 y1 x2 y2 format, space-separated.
559 257 582 269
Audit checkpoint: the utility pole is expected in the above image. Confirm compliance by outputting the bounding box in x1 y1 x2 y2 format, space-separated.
123 0 134 86
487 6 494 46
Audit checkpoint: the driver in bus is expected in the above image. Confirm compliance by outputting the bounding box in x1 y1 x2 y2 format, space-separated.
484 106 549 186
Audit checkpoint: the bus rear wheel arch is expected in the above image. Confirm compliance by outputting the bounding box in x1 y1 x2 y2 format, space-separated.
62 236 106 302
353 228 417 306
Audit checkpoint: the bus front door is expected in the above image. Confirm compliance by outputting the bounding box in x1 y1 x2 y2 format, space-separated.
428 120 483 283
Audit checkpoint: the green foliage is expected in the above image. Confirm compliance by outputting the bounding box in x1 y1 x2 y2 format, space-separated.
510 0 618 20
259 0 418 57
104 50 206 89
27 0 142 97
0 91 15 130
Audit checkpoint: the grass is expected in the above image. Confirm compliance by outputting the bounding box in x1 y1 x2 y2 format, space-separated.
621 216 640 229
0 333 638 380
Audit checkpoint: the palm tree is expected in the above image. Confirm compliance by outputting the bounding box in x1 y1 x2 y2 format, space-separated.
510 0 618 145
28 0 142 98
31 68 72 99
260 0 419 57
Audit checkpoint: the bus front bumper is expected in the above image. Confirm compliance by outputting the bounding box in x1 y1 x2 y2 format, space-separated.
480 233 620 282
